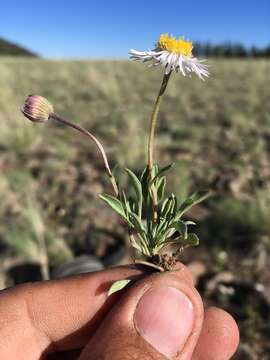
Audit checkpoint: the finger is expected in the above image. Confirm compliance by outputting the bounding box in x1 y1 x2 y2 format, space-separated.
46 264 195 360
192 307 239 360
0 265 148 358
78 270 204 360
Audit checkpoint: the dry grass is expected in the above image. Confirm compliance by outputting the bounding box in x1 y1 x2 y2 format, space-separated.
0 57 270 358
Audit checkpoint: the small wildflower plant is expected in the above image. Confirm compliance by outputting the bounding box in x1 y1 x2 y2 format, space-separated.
21 34 210 289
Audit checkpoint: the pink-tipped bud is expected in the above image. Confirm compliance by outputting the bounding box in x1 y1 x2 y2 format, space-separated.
21 95 53 123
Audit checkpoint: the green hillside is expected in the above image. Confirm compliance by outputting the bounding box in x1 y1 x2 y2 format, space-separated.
0 38 37 56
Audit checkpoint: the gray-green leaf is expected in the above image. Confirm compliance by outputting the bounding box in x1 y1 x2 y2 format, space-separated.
129 212 146 234
99 193 128 221
157 176 166 202
184 233 200 246
150 163 174 185
169 220 187 238
161 195 176 219
125 168 142 215
177 191 209 218
108 279 131 296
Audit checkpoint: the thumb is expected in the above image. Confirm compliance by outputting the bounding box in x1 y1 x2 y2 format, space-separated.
78 269 204 360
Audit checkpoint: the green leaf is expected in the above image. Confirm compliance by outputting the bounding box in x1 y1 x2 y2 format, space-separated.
177 191 210 218
165 194 177 221
140 166 148 181
184 233 200 246
129 212 146 234
152 164 159 177
185 221 196 226
108 279 131 296
161 197 171 214
150 163 174 185
168 220 196 239
99 193 128 221
159 233 200 249
155 216 168 237
121 191 130 216
140 166 150 202
161 195 175 219
172 194 178 216
169 220 187 238
157 176 166 202
125 168 142 215
121 191 137 222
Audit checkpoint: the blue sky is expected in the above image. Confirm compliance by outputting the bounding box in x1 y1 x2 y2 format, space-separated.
1 0 269 58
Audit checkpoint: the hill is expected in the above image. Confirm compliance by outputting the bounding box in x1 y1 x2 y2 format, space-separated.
0 38 37 57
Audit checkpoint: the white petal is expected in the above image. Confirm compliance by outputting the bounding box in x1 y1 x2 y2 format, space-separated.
165 52 174 73
182 56 209 79
129 46 209 80
129 48 161 63
129 49 147 56
159 52 170 67
171 53 178 71
178 55 186 76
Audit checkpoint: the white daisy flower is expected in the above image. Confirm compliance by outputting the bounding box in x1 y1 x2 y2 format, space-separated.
130 34 209 80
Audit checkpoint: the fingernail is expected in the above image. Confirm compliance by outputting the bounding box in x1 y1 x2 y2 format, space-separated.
134 286 194 357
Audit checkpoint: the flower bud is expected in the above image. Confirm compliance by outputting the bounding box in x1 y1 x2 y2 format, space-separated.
21 95 53 123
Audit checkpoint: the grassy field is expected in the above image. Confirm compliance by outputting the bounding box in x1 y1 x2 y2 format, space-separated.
0 57 270 358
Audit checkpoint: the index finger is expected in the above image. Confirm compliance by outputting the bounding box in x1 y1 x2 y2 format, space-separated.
0 263 195 358
0 265 145 356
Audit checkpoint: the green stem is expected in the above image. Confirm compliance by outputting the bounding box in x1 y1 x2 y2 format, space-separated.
147 71 172 171
50 113 119 197
147 71 172 221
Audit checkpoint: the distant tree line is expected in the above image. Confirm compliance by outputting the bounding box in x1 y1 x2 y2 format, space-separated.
0 38 37 57
193 42 270 58
0 36 269 58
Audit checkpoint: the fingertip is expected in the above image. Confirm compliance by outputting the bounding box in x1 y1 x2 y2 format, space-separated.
212 307 240 355
206 307 239 352
193 307 239 360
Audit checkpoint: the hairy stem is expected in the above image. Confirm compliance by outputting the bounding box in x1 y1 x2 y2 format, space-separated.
147 71 171 221
50 113 119 197
147 71 171 171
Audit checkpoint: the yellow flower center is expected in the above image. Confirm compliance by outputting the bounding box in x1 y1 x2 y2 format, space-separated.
157 34 193 56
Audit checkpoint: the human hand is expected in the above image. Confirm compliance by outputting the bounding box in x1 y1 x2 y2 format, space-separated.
0 264 239 359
